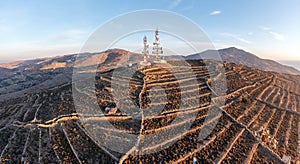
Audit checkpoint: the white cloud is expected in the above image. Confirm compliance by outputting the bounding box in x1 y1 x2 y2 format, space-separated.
169 0 183 9
210 10 222 15
220 33 251 44
260 26 271 31
269 31 285 41
259 26 285 41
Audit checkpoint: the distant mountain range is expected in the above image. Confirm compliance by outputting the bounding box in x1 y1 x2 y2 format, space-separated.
1 47 299 76
1 47 300 163
185 47 300 75
0 47 299 100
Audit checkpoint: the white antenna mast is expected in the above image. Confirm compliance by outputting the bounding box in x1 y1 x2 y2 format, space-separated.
127 50 132 67
140 35 151 66
153 28 166 63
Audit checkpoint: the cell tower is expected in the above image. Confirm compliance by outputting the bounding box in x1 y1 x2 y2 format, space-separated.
140 36 151 66
127 50 132 67
153 28 166 63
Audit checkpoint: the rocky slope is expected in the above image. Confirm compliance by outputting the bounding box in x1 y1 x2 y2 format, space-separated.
0 49 142 100
0 49 299 163
186 47 300 75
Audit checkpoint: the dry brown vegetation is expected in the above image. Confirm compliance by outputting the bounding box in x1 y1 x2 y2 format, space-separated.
0 59 299 163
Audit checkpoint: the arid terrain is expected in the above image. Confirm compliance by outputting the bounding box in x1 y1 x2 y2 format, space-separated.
0 48 299 163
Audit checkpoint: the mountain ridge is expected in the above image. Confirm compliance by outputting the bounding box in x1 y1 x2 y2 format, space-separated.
0 47 299 101
185 47 300 75
1 47 299 75
0 48 300 163
0 55 299 163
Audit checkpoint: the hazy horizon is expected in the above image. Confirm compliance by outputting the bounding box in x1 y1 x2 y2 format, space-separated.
1 0 300 62
1 47 299 72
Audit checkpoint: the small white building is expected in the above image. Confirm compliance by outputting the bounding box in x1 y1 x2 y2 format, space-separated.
282 155 291 164
193 157 197 164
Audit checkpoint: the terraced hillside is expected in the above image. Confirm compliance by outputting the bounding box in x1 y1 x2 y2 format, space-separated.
0 59 299 163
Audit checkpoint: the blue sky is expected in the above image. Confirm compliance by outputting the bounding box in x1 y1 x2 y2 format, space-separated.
0 0 299 62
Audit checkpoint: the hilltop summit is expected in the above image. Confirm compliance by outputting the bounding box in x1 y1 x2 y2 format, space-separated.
186 47 300 75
